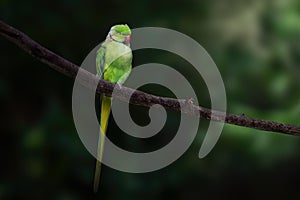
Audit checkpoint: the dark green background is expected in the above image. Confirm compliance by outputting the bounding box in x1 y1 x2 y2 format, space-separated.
1 0 300 199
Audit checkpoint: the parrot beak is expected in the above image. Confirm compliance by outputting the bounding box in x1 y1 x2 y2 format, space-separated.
125 35 130 44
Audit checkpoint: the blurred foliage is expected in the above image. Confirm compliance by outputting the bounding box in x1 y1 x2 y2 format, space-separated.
0 0 300 199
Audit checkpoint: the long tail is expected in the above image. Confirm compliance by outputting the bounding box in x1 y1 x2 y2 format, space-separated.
93 95 112 193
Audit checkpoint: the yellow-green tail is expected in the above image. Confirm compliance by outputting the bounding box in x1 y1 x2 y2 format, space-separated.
93 95 112 193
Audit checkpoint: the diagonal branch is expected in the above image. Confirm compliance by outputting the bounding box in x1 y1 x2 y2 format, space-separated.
0 19 299 136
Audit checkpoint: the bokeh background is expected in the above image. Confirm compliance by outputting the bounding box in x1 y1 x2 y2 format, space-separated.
1 0 300 199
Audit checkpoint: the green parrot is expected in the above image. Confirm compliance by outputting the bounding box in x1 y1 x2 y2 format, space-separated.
94 24 132 192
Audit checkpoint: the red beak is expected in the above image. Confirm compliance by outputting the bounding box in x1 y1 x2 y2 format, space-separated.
125 35 130 44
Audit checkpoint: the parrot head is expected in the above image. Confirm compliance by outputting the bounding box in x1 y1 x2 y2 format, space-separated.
108 24 131 46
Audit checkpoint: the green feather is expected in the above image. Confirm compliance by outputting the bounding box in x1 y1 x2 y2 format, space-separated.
111 24 131 35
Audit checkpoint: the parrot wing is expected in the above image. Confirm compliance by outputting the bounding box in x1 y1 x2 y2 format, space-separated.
96 44 106 77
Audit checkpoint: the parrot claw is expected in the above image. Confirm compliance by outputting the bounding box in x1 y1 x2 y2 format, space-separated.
181 98 194 112
186 97 194 104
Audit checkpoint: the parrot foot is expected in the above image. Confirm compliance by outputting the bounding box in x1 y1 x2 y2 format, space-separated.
181 98 195 113
185 97 194 105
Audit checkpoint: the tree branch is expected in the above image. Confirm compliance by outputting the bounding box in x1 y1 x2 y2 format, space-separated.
1 19 299 136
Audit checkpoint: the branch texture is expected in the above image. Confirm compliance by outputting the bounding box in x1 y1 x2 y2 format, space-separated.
1 19 299 136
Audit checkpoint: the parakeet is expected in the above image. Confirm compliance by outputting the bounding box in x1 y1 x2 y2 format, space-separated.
94 24 132 193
